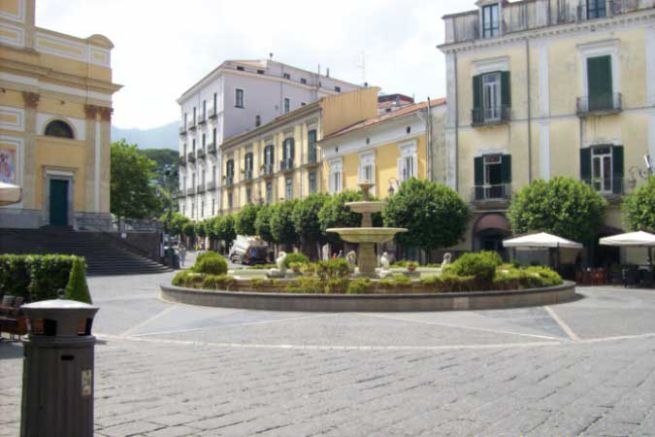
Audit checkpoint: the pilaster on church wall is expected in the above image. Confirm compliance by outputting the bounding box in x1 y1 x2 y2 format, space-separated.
21 91 40 209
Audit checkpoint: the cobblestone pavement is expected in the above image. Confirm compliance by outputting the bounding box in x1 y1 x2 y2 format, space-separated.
2 273 655 436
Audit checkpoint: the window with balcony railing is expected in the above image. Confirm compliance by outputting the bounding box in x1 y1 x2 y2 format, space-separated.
244 152 254 180
578 55 621 115
473 154 512 201
581 145 624 194
472 71 511 126
263 145 275 175
307 129 318 164
281 138 295 171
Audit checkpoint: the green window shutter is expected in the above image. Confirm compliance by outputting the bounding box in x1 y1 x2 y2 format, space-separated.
501 154 512 184
501 71 511 107
474 157 484 186
612 146 624 194
587 56 612 110
290 138 295 160
580 148 591 183
473 75 482 110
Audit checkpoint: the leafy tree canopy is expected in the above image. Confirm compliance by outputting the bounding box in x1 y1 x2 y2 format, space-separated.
111 140 163 220
508 177 607 243
292 193 330 245
270 200 298 246
383 178 469 250
214 214 236 247
138 148 179 195
624 176 655 232
235 203 261 236
255 205 275 243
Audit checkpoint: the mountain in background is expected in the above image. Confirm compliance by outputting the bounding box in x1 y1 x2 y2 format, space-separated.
111 121 178 150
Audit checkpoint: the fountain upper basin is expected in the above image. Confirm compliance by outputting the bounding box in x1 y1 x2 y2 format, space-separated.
326 227 407 244
345 201 386 214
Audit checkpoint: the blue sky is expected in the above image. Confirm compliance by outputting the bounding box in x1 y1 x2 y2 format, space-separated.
37 0 475 129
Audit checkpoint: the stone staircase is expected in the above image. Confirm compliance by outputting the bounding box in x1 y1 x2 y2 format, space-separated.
0 227 171 276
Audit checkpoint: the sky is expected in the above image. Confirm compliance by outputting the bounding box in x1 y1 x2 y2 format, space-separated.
36 0 474 130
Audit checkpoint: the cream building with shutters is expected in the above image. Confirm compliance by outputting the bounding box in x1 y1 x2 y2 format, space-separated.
439 0 655 265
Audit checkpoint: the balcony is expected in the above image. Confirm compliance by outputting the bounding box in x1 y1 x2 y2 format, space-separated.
187 152 196 164
262 163 275 178
577 93 622 117
443 0 652 45
471 106 511 127
198 116 207 126
244 169 254 182
207 180 216 191
207 143 217 156
306 149 318 166
185 187 195 196
178 155 186 166
582 176 626 199
225 176 234 188
189 122 197 132
197 183 206 194
197 149 206 161
179 126 187 136
280 159 294 172
471 184 512 208
208 109 218 120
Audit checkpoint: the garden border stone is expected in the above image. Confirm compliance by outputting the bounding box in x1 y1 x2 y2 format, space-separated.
160 281 577 312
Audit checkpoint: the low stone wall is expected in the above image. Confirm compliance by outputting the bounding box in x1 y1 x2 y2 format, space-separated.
160 281 577 312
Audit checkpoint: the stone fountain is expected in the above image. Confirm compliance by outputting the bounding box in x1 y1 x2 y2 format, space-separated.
327 183 407 277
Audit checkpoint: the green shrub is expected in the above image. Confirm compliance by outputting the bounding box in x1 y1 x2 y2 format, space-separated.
64 257 92 304
0 255 31 299
171 271 204 288
420 275 440 286
393 275 412 286
522 266 563 288
437 272 476 292
285 277 324 294
347 278 373 295
301 263 317 275
0 254 80 302
283 252 310 268
193 252 228 275
391 260 408 268
250 278 270 290
247 264 276 270
316 259 351 281
201 274 236 290
326 278 350 294
448 251 502 285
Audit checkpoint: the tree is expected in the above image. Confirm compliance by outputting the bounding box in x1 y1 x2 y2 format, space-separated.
508 177 607 243
255 205 275 243
270 200 298 248
293 193 329 258
215 214 236 249
182 222 195 239
163 212 191 237
110 140 163 220
138 148 179 195
624 176 655 232
235 203 261 236
383 178 469 254
64 257 92 304
195 220 207 238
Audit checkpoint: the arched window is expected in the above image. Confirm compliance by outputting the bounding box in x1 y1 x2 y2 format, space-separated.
45 120 74 139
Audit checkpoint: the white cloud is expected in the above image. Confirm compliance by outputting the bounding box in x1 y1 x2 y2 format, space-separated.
36 0 474 129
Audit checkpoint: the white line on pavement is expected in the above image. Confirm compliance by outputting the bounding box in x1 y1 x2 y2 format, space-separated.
544 306 581 342
120 305 178 337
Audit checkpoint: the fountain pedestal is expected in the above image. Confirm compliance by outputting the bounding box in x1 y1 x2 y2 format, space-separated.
327 183 407 278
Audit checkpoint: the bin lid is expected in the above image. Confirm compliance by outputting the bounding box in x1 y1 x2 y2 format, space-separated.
21 299 99 337
22 299 97 310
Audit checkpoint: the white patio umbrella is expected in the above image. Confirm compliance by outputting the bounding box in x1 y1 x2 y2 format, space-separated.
503 232 583 250
0 181 21 206
503 232 583 270
599 231 655 266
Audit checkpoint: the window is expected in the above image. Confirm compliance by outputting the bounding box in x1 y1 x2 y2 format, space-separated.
266 181 273 203
184 113 188 128
301 102 306 106
482 3 500 38
308 129 317 163
202 100 206 119
472 71 510 124
474 154 511 200
359 151 376 187
212 128 217 145
202 134 206 149
228 192 233 209
586 55 614 112
212 198 215 216
587 0 607 19
581 146 624 194
329 159 343 194
192 139 196 153
236 66 245 71
235 89 244 108
257 69 265 75
226 159 235 184
308 171 317 193
193 107 197 124
246 188 252 204
200 200 204 218
213 93 217 114
44 120 74 139
244 152 254 179
264 144 275 173
255 115 261 127
300 78 307 85
284 98 290 114
285 177 293 200
283 72 291 80
335 86 341 93
398 142 418 182
282 138 295 168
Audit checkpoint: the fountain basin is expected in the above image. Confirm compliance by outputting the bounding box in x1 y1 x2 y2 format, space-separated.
345 201 386 214
326 227 407 244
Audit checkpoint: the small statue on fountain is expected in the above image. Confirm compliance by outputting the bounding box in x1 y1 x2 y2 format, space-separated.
379 252 391 270
441 253 452 270
267 251 288 278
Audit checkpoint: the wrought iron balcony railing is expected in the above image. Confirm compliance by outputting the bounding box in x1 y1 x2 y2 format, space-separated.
307 149 318 165
577 93 622 116
280 159 294 172
197 183 206 194
262 163 275 176
472 183 512 202
178 155 186 166
471 106 511 127
207 143 217 155
179 126 187 136
187 152 196 164
207 180 216 191
225 176 234 188
581 176 625 196
244 170 254 181
197 149 206 161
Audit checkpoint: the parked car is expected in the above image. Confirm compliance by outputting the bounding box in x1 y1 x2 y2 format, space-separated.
228 235 268 264
242 246 269 266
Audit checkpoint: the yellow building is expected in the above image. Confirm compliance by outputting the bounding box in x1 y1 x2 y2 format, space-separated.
440 0 655 265
0 0 121 229
320 99 446 198
218 88 379 212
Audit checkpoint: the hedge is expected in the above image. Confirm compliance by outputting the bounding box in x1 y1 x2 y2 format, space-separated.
0 254 86 302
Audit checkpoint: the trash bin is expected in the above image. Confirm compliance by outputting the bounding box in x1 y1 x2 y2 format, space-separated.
20 299 99 437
